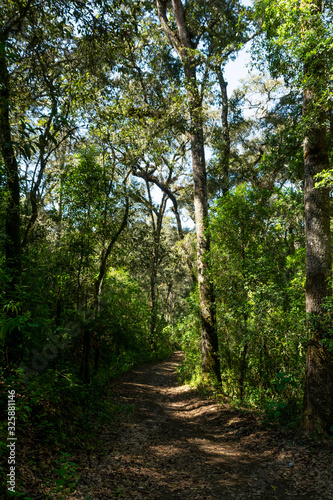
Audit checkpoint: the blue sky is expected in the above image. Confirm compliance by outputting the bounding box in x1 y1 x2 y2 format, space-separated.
224 43 252 94
154 38 255 229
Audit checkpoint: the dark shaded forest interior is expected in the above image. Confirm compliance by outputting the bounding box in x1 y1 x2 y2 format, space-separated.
1 0 333 498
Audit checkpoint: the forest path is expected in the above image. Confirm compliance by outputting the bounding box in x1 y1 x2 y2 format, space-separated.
70 352 332 500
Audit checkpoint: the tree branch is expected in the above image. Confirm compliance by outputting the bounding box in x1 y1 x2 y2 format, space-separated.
156 0 181 54
132 166 184 239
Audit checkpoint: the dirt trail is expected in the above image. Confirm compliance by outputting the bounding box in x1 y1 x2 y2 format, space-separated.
70 352 333 500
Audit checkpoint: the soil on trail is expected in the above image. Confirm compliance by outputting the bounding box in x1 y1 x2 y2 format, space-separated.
70 352 333 500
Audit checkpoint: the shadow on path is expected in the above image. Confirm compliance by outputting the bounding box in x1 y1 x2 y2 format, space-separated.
70 352 333 500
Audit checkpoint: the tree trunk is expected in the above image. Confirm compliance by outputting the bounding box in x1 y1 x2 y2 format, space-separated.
186 65 221 382
301 90 333 432
300 0 333 432
147 188 167 351
89 195 129 378
0 40 22 290
216 67 230 197
239 343 248 401
0 37 23 366
93 195 129 307
156 0 221 382
80 323 91 384
149 264 158 351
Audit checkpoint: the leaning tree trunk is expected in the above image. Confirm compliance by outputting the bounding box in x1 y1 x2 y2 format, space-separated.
81 195 129 382
300 0 333 432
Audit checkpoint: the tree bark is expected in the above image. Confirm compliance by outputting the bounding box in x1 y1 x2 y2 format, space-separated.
145 181 167 351
301 92 333 432
239 342 248 401
300 0 333 433
189 82 220 382
216 67 230 196
0 36 23 366
0 38 22 293
156 0 221 382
